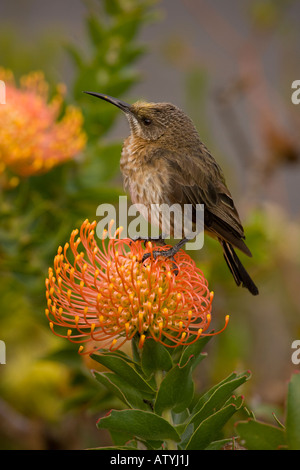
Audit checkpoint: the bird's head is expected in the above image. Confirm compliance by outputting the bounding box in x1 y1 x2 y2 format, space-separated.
84 92 196 142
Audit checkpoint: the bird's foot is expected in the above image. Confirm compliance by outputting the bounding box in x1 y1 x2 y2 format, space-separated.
141 246 176 262
141 239 188 275
130 235 166 248
142 248 178 275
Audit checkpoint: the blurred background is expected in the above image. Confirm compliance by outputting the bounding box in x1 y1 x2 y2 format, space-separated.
0 0 300 449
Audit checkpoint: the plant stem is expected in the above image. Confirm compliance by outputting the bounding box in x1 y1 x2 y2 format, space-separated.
154 369 163 388
162 409 178 450
155 371 178 450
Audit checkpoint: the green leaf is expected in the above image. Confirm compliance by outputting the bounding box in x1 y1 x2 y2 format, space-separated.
189 371 251 428
185 396 244 450
109 429 134 446
236 419 287 450
90 353 155 396
179 335 211 369
131 335 142 363
91 348 136 365
141 339 173 377
93 371 151 411
91 348 144 376
154 356 195 415
286 373 300 449
190 371 238 414
177 423 194 450
172 408 190 425
138 438 164 450
97 409 181 442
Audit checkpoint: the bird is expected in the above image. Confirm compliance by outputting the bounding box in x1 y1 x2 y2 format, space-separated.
84 92 259 296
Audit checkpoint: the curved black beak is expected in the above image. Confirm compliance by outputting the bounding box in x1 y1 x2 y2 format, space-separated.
83 92 131 113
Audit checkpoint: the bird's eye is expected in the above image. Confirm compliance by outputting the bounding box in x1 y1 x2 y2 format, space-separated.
142 117 152 126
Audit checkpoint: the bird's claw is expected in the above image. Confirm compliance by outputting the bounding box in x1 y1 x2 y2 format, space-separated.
141 249 179 275
130 236 166 248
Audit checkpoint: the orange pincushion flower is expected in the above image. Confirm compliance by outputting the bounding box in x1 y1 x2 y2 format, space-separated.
0 69 86 178
45 220 228 354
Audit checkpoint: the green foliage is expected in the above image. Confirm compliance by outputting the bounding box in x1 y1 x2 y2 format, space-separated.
141 338 173 375
236 373 300 450
90 337 250 450
68 0 159 140
97 409 181 445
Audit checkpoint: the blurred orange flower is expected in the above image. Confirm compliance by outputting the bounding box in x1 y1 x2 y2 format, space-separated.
0 69 86 179
45 220 228 354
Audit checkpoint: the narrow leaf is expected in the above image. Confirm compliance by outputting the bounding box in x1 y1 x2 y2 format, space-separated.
191 371 238 415
92 348 135 364
179 335 211 369
97 409 181 442
192 372 250 415
141 339 173 377
109 429 134 446
190 371 251 428
154 356 195 415
90 353 155 396
186 397 244 450
93 371 151 411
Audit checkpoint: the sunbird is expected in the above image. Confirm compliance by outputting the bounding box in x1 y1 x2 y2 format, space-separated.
85 92 259 296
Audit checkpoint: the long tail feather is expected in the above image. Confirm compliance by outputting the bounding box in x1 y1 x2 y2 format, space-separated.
220 239 259 296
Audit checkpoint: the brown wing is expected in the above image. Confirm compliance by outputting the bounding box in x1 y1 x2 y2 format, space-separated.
153 146 252 257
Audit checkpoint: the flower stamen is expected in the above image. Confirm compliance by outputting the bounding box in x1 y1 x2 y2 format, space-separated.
46 220 228 354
